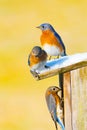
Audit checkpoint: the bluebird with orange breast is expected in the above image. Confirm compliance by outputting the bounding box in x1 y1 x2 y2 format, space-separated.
37 23 67 59
45 86 65 130
28 46 49 74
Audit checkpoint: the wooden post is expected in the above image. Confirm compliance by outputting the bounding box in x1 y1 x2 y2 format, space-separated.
58 73 64 129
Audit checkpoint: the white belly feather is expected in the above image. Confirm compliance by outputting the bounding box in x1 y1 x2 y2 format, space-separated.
43 43 61 56
31 61 46 72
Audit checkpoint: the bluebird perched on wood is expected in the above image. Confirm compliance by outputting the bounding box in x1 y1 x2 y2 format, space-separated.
28 46 48 74
45 86 65 130
37 23 67 59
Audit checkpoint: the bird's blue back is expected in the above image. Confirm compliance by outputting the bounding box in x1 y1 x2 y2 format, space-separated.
54 31 65 51
49 24 66 56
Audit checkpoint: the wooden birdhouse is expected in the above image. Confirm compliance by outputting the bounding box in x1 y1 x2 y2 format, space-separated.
31 52 87 130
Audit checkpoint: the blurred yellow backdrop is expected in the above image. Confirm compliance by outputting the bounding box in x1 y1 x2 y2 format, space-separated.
0 0 87 130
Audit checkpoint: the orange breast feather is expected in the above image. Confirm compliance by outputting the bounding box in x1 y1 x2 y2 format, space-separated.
30 51 47 67
46 91 60 106
53 93 60 105
40 30 63 52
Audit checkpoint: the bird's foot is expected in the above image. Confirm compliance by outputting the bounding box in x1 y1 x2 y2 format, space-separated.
44 65 50 69
61 97 64 102
49 56 52 60
56 55 59 59
60 97 64 109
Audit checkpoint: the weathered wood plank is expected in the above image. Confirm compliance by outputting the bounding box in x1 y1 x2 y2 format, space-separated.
71 67 87 130
64 72 72 130
30 53 87 80
64 67 87 130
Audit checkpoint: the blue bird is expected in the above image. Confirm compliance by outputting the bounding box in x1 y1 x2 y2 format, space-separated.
45 86 65 130
37 23 67 59
28 46 49 74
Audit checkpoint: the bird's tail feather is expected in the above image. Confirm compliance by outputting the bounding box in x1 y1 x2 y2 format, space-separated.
56 117 65 130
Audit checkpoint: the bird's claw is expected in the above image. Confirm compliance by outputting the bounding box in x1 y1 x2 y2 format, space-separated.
44 65 50 69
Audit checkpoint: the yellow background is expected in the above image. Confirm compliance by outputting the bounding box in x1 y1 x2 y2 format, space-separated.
0 0 87 130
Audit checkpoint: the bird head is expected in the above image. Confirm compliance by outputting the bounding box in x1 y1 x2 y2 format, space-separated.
31 46 42 57
36 23 55 32
47 86 61 94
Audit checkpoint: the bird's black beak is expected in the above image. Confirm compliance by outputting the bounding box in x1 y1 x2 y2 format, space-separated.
57 87 62 92
36 26 40 29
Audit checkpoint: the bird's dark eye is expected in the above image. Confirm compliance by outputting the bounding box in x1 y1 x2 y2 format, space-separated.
53 88 55 91
42 25 44 28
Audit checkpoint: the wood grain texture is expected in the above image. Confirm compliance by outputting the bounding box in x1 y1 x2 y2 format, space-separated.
64 72 72 130
64 67 87 130
71 67 87 130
